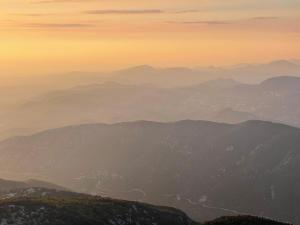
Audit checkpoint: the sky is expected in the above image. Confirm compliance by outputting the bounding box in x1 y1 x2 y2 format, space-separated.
0 0 299 76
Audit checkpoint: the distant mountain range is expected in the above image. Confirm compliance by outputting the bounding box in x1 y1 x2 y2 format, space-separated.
114 60 300 85
210 108 258 124
4 59 298 88
0 187 291 225
1 59 299 108
0 60 299 224
1 75 300 139
0 120 299 223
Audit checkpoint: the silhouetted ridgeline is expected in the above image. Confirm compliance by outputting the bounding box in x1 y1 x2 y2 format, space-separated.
1 75 300 140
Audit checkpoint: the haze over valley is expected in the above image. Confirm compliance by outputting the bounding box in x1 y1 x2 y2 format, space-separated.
0 61 300 140
0 60 300 225
0 0 300 224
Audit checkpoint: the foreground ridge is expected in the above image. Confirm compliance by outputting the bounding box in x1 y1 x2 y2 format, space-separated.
203 216 292 225
0 188 293 225
0 187 197 225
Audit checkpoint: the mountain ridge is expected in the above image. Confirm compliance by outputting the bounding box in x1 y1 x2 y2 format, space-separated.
2 75 300 140
0 120 299 223
2 119 298 142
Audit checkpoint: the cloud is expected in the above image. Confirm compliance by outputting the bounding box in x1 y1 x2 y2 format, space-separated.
172 10 201 14
11 13 55 17
168 16 280 26
168 20 230 25
22 23 92 28
251 16 278 20
32 0 97 3
84 9 164 15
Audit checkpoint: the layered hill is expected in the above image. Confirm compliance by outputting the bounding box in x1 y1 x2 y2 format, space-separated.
1 76 300 139
0 120 299 223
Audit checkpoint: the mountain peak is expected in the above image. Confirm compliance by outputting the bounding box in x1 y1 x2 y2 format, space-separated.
260 76 300 88
118 65 157 74
267 60 298 67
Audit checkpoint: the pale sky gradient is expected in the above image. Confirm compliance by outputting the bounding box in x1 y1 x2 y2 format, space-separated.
0 0 299 75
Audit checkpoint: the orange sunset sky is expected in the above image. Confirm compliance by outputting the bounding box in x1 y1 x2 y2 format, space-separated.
0 0 299 76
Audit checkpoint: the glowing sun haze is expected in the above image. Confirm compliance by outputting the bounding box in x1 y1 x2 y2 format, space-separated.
0 0 299 75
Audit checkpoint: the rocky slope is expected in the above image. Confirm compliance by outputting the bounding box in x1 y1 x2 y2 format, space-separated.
0 188 292 225
0 188 197 225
